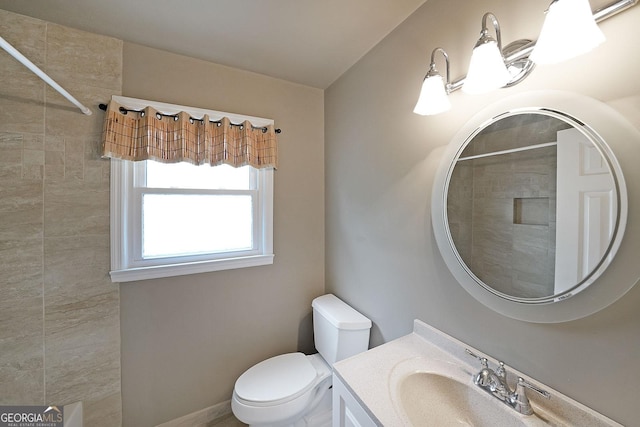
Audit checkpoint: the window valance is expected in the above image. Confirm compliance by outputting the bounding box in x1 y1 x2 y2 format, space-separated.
100 96 278 169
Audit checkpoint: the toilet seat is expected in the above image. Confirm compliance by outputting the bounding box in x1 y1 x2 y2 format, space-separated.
234 352 318 406
232 353 333 426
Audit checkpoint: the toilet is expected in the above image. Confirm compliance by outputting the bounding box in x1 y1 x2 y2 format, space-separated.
231 294 372 427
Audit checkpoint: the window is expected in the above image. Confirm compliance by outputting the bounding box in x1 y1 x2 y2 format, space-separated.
109 159 273 282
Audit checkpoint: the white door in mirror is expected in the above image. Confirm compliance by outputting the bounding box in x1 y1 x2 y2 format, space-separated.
555 128 616 294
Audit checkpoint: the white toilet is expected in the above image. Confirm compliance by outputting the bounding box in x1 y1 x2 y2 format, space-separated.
231 294 372 427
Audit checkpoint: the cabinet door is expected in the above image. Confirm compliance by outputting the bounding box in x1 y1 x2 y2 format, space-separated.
332 374 378 427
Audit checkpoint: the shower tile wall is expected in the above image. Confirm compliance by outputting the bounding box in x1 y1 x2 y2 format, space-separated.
0 10 122 426
448 116 569 298
470 148 557 297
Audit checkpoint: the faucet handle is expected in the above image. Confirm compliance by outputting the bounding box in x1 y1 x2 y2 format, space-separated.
517 377 551 399
465 349 488 368
510 378 551 416
496 361 506 379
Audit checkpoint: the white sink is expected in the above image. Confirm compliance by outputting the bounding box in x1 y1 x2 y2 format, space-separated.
398 371 528 427
389 357 556 427
333 320 622 427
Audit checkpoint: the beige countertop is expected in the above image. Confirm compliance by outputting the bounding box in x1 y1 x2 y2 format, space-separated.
333 320 621 427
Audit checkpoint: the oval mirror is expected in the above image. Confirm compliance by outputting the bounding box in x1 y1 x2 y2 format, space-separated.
432 91 638 322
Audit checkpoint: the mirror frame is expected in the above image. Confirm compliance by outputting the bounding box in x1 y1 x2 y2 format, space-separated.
446 109 623 303
432 91 639 322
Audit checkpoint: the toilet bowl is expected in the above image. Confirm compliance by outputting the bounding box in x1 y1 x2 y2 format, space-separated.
231 294 372 427
232 353 332 426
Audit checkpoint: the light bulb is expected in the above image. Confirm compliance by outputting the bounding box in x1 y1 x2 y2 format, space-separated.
414 74 451 116
531 0 606 64
463 41 511 94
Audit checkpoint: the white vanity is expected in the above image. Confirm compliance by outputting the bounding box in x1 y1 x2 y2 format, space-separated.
332 320 621 427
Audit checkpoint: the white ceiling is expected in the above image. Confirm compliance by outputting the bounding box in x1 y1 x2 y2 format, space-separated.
0 0 427 89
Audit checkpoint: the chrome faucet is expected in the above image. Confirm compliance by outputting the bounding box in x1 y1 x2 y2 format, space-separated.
465 349 551 416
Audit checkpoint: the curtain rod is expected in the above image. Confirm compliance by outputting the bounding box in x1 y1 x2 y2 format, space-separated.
457 141 557 162
0 35 92 116
98 103 282 134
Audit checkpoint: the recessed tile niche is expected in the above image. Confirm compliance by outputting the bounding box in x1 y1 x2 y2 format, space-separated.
447 115 566 298
513 197 550 226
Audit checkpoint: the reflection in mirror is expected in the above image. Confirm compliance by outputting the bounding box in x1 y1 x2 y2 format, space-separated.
446 112 618 302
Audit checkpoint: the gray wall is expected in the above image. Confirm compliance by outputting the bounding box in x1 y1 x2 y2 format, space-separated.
325 0 640 425
120 43 325 427
0 10 122 426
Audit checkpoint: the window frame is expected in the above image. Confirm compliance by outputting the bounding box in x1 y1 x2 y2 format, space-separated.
109 159 274 282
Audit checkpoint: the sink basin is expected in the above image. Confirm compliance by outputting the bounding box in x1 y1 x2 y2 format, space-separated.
398 372 527 427
334 322 621 427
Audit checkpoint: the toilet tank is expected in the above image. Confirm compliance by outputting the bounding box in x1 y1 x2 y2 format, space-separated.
312 294 372 365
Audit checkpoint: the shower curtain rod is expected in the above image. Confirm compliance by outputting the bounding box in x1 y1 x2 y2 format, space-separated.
457 141 557 162
0 35 92 116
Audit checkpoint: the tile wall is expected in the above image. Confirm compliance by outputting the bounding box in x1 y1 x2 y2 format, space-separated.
0 9 122 426
447 115 570 298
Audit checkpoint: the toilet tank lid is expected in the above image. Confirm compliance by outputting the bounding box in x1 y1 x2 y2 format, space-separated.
312 294 372 330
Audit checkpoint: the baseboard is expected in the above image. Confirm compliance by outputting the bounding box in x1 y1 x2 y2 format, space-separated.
155 400 232 427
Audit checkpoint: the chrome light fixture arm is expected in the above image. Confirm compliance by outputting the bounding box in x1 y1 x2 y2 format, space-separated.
414 47 453 115
477 12 503 53
426 47 452 93
593 0 638 21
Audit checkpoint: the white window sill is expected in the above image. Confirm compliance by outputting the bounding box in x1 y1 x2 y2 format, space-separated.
110 254 274 282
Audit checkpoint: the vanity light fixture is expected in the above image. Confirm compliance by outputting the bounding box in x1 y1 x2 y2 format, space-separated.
413 48 452 115
531 0 606 64
462 13 512 95
413 0 638 115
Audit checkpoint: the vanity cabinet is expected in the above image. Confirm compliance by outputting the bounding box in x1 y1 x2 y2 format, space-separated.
332 373 378 427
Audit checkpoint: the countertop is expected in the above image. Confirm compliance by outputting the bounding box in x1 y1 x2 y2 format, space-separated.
332 319 621 427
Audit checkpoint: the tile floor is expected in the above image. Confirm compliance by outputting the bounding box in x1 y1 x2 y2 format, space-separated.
208 413 247 427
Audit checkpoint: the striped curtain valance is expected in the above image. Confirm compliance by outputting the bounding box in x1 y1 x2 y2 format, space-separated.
101 98 278 169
